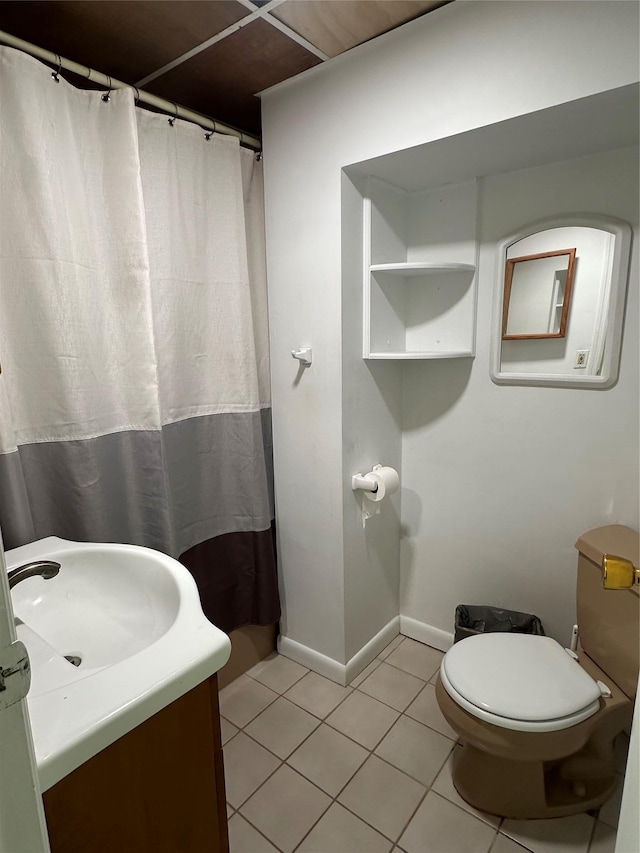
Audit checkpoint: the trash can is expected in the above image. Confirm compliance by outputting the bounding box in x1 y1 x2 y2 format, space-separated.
454 604 545 644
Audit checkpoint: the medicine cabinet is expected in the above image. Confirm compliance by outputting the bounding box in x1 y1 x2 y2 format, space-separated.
362 178 477 359
490 214 632 388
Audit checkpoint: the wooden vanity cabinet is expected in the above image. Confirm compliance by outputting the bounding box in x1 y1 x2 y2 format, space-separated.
43 674 229 853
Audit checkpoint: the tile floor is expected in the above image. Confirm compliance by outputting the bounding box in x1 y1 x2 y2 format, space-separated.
219 635 628 853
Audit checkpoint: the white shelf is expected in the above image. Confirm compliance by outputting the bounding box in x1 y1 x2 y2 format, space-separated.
370 262 476 276
363 178 478 360
367 350 474 360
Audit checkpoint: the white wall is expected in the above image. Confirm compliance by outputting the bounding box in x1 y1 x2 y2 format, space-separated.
401 147 639 645
262 1 640 673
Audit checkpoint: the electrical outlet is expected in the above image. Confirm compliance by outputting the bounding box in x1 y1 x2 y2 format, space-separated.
575 349 589 368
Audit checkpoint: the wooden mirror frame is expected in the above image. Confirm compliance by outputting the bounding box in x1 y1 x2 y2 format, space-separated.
502 248 577 340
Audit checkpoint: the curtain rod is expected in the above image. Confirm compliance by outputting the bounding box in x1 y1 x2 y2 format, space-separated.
0 28 262 152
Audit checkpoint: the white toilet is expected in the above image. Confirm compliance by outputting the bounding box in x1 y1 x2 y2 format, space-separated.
435 525 639 819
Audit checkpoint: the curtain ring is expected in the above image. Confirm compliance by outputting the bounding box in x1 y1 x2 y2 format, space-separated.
101 75 112 102
204 130 213 141
132 86 140 106
168 102 178 126
256 151 263 162
51 54 62 83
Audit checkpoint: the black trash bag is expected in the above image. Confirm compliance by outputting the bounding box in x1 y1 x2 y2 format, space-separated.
454 604 545 644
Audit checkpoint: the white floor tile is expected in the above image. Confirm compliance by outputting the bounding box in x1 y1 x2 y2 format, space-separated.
338 754 426 842
501 813 595 853
405 682 458 740
288 723 369 796
588 821 617 853
491 833 534 853
377 634 404 661
297 803 393 853
350 658 382 688
385 638 444 681
285 670 352 718
326 689 399 749
398 791 497 853
240 764 331 853
223 732 280 809
228 814 279 853
358 661 425 712
375 715 454 787
221 717 239 745
219 674 279 728
247 652 309 694
244 696 320 759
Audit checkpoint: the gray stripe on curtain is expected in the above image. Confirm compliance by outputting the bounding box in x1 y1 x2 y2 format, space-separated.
0 409 274 557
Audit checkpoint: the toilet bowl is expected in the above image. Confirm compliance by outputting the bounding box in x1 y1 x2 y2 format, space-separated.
435 525 639 819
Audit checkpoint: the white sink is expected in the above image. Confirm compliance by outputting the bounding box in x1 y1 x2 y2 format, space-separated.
5 537 231 791
12 543 181 670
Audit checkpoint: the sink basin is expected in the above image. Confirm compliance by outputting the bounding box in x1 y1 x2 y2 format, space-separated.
5 537 231 791
12 543 181 669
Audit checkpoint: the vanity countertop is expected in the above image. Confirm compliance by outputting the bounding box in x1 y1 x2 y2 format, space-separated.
6 536 231 791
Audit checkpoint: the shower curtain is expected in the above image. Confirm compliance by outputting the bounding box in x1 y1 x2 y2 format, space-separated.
0 47 279 633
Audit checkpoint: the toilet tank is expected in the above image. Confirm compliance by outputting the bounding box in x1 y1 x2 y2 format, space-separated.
576 525 639 699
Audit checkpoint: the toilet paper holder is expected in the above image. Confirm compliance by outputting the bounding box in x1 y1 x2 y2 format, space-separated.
351 470 379 493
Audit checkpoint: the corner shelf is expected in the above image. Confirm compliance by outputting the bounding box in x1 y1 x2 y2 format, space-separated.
369 262 476 276
363 179 478 360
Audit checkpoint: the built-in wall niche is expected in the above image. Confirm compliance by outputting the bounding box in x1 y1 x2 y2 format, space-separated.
363 178 477 359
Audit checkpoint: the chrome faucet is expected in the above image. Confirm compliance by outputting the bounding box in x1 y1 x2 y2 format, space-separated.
7 560 61 590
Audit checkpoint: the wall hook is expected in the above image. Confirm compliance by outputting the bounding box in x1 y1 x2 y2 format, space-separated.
291 348 312 366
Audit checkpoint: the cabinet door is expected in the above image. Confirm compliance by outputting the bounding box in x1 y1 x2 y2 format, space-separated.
43 676 228 853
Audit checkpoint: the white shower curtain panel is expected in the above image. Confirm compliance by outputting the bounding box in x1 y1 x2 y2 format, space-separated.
0 47 278 631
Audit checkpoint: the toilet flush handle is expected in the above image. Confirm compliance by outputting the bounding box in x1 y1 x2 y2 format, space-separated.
601 554 640 589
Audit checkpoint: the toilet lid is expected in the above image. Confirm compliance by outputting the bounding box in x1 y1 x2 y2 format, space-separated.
441 634 602 727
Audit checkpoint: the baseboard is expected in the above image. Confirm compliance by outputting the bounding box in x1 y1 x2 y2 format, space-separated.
277 636 347 685
345 616 401 685
278 616 401 687
279 615 451 685
400 616 454 652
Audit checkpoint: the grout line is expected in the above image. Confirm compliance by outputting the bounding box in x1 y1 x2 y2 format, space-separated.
374 654 442 684
225 642 468 852
490 826 534 853
586 815 598 853
232 808 287 853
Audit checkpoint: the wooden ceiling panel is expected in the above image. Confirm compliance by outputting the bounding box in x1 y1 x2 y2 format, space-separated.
272 0 447 58
145 19 322 135
0 1 248 84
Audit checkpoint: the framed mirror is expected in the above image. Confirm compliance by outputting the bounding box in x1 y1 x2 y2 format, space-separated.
491 214 632 388
502 248 576 340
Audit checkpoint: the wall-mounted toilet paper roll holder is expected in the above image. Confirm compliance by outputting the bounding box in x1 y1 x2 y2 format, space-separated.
351 472 379 493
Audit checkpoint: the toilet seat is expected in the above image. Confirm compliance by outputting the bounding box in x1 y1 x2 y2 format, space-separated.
440 633 602 732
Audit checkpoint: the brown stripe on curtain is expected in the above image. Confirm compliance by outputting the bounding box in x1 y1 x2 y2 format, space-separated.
180 523 280 634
